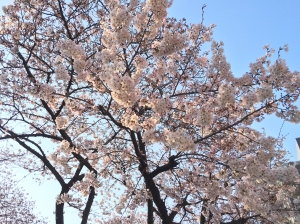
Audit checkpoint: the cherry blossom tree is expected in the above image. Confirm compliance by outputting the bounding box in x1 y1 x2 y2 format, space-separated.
0 0 300 223
0 173 47 224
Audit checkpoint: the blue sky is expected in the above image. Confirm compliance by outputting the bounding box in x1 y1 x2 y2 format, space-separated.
1 0 300 223
169 0 300 161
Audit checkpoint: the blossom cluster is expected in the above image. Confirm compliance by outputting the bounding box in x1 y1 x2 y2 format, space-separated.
147 98 170 115
56 193 72 205
152 31 187 56
122 110 140 131
48 152 72 175
218 84 235 106
241 91 257 108
164 128 196 151
39 84 55 100
109 75 140 107
56 40 86 78
255 83 273 102
55 116 69 129
283 108 300 124
196 109 213 127
264 166 299 184
110 5 132 44
142 129 158 143
54 63 69 82
146 0 170 22
78 171 101 196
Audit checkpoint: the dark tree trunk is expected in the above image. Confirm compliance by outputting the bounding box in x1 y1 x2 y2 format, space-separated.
56 203 64 224
148 199 154 224
81 187 96 224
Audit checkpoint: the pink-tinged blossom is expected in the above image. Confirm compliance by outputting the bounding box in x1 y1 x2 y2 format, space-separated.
55 116 69 129
241 91 258 108
54 64 69 82
255 83 273 102
196 109 213 127
164 128 196 151
56 193 72 204
122 111 140 131
218 84 235 106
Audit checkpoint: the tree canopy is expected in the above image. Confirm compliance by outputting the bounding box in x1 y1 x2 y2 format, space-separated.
0 0 300 223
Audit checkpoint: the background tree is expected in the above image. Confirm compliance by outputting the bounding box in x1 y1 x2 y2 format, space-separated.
0 172 47 224
0 0 300 223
